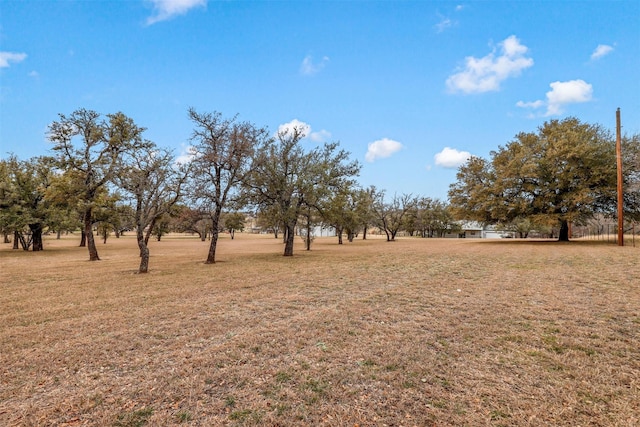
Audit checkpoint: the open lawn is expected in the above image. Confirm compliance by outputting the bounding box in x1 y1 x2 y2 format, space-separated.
0 233 638 426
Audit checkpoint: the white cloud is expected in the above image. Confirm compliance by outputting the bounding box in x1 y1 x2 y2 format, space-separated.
434 147 471 168
300 55 330 75
545 80 593 115
517 79 593 116
515 100 544 109
28 70 39 78
0 52 27 68
590 44 614 60
446 35 533 94
309 129 331 143
278 119 311 138
365 138 403 163
146 0 207 25
276 119 331 142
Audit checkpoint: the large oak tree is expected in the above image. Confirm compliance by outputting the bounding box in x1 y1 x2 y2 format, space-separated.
449 117 640 241
48 109 146 260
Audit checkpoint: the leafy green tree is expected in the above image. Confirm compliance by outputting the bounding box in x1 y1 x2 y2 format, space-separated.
449 118 639 241
0 157 17 243
48 109 147 260
412 197 457 238
188 109 269 264
254 205 283 238
222 211 246 239
152 213 172 241
358 186 380 240
320 186 363 244
0 156 58 251
247 127 360 256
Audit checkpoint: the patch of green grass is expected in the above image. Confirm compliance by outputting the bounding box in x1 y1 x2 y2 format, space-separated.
358 358 375 367
274 403 290 416
303 378 328 395
175 410 192 423
490 409 511 421
224 395 236 407
384 363 400 371
275 371 292 383
114 407 154 427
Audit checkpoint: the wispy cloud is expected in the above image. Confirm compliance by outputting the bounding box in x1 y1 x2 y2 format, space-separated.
446 35 533 94
590 44 614 60
434 147 471 168
365 138 403 163
300 55 330 75
277 119 331 142
146 0 207 25
516 79 593 116
434 5 464 33
0 51 27 68
434 16 453 33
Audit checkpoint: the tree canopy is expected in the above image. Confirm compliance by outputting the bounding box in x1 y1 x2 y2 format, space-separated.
246 127 360 256
449 117 640 241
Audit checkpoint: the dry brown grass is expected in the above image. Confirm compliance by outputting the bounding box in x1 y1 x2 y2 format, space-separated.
0 233 638 426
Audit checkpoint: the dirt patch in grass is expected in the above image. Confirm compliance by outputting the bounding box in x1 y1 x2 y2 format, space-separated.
1 234 638 426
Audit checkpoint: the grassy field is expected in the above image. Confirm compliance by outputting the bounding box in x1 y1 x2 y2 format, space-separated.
0 233 638 426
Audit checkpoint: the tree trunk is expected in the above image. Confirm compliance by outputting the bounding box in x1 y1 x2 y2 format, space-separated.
84 208 100 261
362 225 368 240
205 217 220 264
558 219 570 242
337 227 344 245
80 229 86 247
3 232 10 243
13 230 19 250
30 223 43 251
284 223 295 256
137 228 149 273
206 229 218 264
144 217 157 247
305 221 312 251
230 229 235 240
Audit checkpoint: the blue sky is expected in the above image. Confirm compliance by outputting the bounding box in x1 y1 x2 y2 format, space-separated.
1 0 639 200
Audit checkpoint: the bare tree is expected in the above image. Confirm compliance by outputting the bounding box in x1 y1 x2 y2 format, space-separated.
188 108 268 264
372 192 416 241
117 144 188 273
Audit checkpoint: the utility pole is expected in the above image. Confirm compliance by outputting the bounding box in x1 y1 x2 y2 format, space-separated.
616 108 624 246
